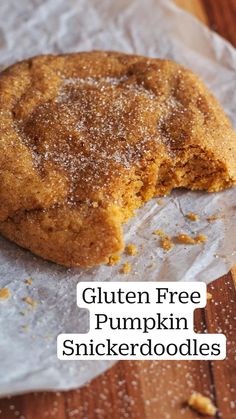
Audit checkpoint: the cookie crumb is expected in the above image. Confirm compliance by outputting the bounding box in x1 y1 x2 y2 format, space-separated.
207 292 213 300
126 244 138 256
120 262 131 274
153 230 174 251
176 234 195 245
195 234 207 243
207 214 220 222
176 233 207 245
25 278 33 285
186 212 199 221
153 229 165 237
160 236 174 251
188 392 217 416
0 288 10 301
156 198 164 205
22 296 37 308
108 254 120 266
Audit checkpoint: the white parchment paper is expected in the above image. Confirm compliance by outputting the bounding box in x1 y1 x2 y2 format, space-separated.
0 0 236 395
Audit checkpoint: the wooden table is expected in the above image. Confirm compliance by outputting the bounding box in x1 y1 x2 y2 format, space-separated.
0 1 236 418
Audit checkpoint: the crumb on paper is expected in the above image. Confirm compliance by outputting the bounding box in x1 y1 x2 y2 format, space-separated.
207 213 220 222
108 254 120 266
126 243 138 256
176 233 196 245
156 198 164 205
25 278 33 285
153 229 173 251
0 288 10 301
176 233 207 245
207 292 213 300
120 262 131 274
160 236 174 251
22 296 37 308
186 212 199 221
188 393 217 416
153 229 165 237
195 234 207 243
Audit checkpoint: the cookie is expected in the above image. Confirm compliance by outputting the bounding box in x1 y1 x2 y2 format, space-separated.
0 51 235 267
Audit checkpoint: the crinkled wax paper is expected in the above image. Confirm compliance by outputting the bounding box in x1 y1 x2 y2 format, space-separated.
0 0 236 395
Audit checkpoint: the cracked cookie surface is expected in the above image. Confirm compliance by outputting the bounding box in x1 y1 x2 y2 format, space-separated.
0 51 235 267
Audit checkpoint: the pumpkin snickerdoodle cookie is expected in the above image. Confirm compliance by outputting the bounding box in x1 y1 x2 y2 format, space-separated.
0 51 235 267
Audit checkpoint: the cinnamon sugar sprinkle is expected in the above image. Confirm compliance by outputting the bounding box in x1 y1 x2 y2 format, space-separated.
19 77 159 190
15 73 185 205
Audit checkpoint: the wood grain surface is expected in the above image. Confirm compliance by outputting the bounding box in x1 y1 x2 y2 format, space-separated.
0 1 236 418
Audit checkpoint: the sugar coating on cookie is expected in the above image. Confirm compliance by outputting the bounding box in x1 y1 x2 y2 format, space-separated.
0 51 235 267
